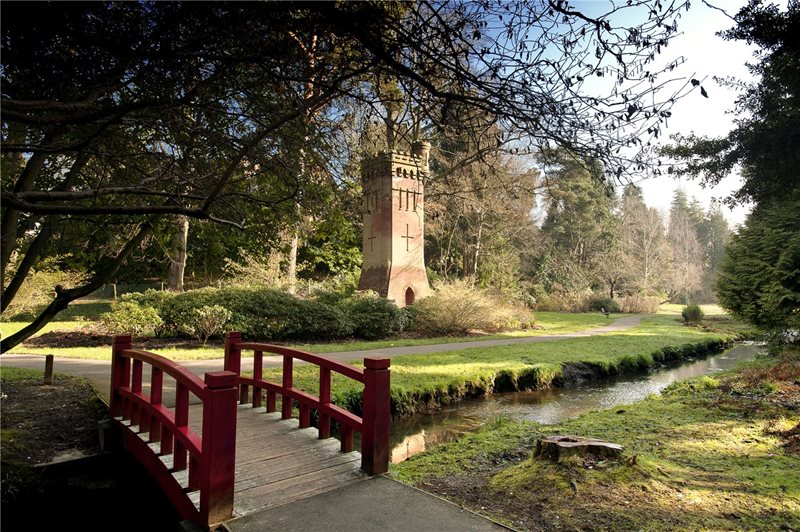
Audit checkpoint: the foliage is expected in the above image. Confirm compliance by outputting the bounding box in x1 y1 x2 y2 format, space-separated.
618 294 661 314
339 292 407 340
533 150 616 293
155 286 353 341
533 290 593 312
715 192 800 335
589 297 621 314
222 250 287 289
2 0 709 351
681 304 705 324
120 289 175 312
98 302 163 336
663 1 800 207
414 279 532 334
183 305 232 345
1 257 85 320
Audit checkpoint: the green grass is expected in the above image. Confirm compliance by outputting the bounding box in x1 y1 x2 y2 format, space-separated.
4 311 622 360
258 315 750 416
392 354 800 530
0 321 86 340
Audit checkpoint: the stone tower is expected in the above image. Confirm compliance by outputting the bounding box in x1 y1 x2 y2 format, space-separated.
358 141 431 307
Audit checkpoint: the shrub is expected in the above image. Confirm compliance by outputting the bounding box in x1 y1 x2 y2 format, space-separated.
152 285 352 341
223 250 286 288
589 296 621 313
120 289 175 311
534 290 593 312
98 302 163 336
340 291 407 340
414 279 532 334
159 287 221 335
681 304 705 324
618 294 661 314
183 305 232 345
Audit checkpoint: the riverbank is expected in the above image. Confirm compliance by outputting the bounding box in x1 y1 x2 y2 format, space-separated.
392 349 800 530
263 314 753 417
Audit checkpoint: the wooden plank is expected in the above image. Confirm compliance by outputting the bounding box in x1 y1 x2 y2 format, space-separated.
233 453 360 490
234 466 367 515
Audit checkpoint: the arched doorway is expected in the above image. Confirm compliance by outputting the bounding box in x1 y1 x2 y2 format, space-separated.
405 287 415 306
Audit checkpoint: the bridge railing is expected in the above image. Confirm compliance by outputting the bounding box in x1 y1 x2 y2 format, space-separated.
110 336 238 528
224 331 391 475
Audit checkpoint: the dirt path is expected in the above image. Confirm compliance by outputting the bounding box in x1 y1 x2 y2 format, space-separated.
0 315 641 403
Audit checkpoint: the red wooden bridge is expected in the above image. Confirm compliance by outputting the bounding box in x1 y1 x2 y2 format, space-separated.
109 332 391 529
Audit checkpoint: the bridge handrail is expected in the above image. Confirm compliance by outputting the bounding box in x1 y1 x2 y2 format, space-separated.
224 331 391 475
109 336 238 528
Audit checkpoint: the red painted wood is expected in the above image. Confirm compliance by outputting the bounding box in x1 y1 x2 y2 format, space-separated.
319 367 331 439
110 336 132 417
281 355 293 420
252 351 263 408
266 390 276 413
110 340 238 529
200 371 238 526
238 342 364 382
117 423 200 523
361 358 391 475
224 331 242 375
299 403 311 428
341 424 353 453
239 383 250 405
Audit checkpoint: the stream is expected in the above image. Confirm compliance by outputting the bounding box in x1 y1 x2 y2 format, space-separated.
389 343 764 463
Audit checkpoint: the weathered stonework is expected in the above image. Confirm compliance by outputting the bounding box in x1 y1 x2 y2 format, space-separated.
358 141 431 307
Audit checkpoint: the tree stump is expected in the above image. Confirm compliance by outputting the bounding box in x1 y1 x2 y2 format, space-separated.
535 435 623 462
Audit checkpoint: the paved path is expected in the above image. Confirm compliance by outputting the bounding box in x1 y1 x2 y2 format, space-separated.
0 316 641 403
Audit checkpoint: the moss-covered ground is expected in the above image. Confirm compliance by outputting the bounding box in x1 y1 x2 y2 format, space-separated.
392 350 800 530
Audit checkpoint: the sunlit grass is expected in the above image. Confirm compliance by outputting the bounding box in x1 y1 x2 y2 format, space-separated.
4 311 624 360
393 355 800 530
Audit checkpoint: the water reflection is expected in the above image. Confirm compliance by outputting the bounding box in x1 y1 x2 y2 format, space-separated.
390 343 763 463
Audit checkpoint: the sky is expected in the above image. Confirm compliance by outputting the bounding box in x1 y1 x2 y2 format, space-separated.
602 0 759 227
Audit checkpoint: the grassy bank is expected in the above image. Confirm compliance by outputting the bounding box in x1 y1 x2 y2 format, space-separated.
3 311 622 360
261 315 751 417
393 351 800 530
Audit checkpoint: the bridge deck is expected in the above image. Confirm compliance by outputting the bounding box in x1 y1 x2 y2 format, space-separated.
129 403 367 519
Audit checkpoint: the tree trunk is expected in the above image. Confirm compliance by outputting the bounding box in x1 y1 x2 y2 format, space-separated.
167 215 189 291
287 227 299 295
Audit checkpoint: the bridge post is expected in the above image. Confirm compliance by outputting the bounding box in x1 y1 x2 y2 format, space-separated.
361 358 391 475
110 335 132 417
224 331 242 375
199 370 239 527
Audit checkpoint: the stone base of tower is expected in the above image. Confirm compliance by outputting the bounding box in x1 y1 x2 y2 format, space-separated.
358 264 430 308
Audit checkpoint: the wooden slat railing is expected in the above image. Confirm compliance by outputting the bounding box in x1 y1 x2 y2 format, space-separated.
109 336 238 528
224 331 391 475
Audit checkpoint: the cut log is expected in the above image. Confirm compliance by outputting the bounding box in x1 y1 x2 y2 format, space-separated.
535 435 623 462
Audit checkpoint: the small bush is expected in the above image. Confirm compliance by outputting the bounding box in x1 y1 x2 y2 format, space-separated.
618 294 661 314
98 302 163 336
681 304 705 324
120 289 175 311
589 296 621 313
534 290 593 312
340 291 407 340
414 279 532 334
183 305 232 345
